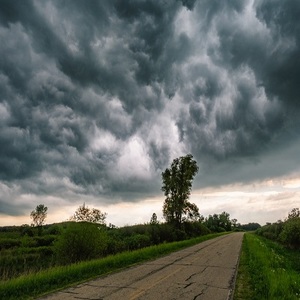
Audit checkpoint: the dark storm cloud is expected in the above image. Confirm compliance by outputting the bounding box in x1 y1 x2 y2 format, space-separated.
0 0 300 217
176 0 300 161
255 0 300 107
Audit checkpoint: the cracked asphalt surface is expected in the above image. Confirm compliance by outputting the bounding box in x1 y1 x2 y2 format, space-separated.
38 232 244 300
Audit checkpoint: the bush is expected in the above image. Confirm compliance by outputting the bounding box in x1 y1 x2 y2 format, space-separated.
34 235 56 247
45 225 61 235
256 222 283 241
183 222 210 237
157 223 176 243
21 236 37 248
125 234 151 250
173 229 187 241
54 222 107 264
279 218 300 249
20 225 34 237
0 238 21 250
148 224 161 245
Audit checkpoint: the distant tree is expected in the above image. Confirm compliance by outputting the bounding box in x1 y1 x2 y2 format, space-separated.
30 204 48 227
240 222 261 231
70 203 107 225
150 213 159 225
287 208 300 219
231 218 238 229
219 211 232 231
205 212 232 232
280 217 300 249
162 154 200 228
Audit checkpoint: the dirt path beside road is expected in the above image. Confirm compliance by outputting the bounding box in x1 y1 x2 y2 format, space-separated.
39 232 244 300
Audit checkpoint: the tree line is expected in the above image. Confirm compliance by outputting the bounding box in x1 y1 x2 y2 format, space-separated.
29 154 238 233
256 208 300 249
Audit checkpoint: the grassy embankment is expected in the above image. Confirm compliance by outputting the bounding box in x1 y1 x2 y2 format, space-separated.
0 232 227 300
234 233 300 300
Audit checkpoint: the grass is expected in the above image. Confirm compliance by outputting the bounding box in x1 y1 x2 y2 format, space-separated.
234 233 300 300
0 232 227 300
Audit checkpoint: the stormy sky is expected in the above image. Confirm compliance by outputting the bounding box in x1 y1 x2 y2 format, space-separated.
1 0 300 226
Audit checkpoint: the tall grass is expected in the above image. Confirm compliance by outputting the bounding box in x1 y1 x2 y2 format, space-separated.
234 233 300 300
0 232 227 300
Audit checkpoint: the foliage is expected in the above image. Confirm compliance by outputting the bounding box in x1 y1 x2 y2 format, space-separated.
234 233 300 300
20 224 34 236
205 211 232 232
30 204 48 227
0 238 21 250
150 213 159 225
239 222 261 231
0 233 227 300
256 208 300 249
287 207 300 219
256 221 284 241
0 218 212 282
70 203 107 224
162 154 200 228
183 221 210 237
33 235 56 247
54 222 107 264
125 234 151 250
279 217 300 249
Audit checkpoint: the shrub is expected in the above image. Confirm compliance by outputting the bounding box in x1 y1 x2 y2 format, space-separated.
157 223 176 243
20 225 34 237
279 218 300 249
183 222 210 237
173 229 187 241
34 235 56 247
54 222 107 264
125 234 151 250
0 238 21 250
148 224 161 245
21 236 37 248
256 222 283 241
45 225 61 235
104 236 127 255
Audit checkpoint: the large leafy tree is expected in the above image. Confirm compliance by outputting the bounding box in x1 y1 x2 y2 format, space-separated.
30 204 48 227
162 154 200 228
205 212 232 232
70 203 107 225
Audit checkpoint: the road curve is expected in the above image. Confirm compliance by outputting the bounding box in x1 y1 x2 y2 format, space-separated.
39 232 244 300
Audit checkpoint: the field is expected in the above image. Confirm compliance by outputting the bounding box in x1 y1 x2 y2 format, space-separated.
0 221 213 280
0 229 226 300
234 233 300 300
2 221 299 299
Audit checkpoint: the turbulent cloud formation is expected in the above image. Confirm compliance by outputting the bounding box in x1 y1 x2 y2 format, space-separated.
0 0 300 219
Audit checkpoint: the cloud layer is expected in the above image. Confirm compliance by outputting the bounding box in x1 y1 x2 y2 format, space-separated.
0 0 300 218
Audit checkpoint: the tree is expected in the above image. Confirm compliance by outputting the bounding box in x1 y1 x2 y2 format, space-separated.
55 222 108 264
280 217 300 249
70 203 107 224
287 208 300 219
219 211 232 231
162 154 200 228
30 204 48 227
150 213 159 225
231 218 238 229
204 212 232 232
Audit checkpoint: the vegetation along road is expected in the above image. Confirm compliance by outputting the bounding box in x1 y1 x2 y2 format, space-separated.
39 232 244 300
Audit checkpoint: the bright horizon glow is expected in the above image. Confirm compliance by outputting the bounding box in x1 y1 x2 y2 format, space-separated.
1 173 299 227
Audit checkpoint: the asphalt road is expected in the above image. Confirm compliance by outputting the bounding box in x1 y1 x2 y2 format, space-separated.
39 232 244 300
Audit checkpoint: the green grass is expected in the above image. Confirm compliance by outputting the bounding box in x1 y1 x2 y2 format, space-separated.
0 232 227 300
234 233 300 300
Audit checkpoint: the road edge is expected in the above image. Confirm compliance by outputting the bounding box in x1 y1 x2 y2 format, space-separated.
227 232 245 300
